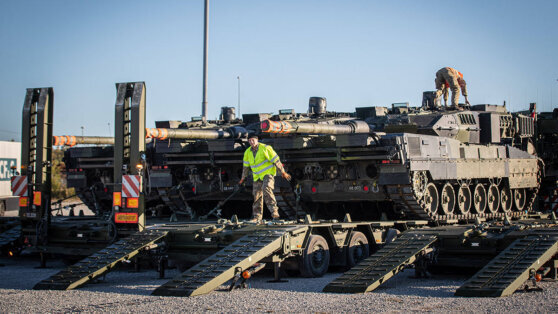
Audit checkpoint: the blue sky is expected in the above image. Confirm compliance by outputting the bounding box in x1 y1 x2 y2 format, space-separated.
1 0 557 141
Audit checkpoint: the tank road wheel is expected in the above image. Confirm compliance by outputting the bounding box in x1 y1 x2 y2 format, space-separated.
412 171 428 199
513 188 527 211
423 183 439 216
487 184 500 214
473 184 487 213
500 186 513 213
346 231 370 268
456 184 472 215
439 183 456 215
299 235 330 277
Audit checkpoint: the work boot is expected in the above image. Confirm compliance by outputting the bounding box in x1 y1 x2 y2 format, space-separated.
248 217 262 224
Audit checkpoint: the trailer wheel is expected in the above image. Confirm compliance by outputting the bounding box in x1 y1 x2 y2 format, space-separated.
346 231 369 268
298 235 330 277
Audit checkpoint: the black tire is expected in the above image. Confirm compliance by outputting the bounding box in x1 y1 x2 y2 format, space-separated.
346 231 369 268
298 235 330 277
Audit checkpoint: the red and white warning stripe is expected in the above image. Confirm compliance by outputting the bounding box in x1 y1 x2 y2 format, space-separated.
122 175 141 198
11 176 28 196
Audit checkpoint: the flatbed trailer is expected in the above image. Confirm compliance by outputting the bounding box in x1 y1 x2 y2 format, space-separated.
32 215 558 298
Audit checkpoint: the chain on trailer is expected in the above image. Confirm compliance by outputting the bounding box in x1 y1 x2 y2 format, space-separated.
112 82 147 232
13 88 54 247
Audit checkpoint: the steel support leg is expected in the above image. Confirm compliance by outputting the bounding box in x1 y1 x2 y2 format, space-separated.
158 256 166 279
268 262 288 283
39 252 47 268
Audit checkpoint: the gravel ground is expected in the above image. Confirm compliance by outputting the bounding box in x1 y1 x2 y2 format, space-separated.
0 256 556 313
50 197 96 217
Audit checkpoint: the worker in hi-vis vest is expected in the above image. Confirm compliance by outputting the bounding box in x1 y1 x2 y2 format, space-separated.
238 134 291 222
434 67 470 110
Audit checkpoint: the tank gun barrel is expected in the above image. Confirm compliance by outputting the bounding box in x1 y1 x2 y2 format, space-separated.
145 126 249 140
261 120 370 135
53 135 114 147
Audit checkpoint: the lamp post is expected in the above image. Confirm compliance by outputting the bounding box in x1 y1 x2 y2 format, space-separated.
201 0 209 123
237 76 241 116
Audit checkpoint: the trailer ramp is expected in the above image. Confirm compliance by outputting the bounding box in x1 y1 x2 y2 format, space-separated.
455 228 558 297
0 225 21 248
33 229 168 290
152 225 305 297
323 231 439 293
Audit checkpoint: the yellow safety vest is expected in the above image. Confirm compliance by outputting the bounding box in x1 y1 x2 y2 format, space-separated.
243 143 279 181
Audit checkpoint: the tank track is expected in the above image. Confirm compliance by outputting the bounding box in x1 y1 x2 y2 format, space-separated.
386 160 542 221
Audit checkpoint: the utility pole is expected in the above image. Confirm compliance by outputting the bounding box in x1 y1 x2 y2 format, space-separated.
201 0 209 122
237 76 241 116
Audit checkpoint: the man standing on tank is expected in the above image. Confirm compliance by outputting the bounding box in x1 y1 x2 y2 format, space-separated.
239 134 291 222
434 67 470 110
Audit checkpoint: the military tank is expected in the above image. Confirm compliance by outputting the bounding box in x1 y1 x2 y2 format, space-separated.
259 93 540 221
144 99 354 220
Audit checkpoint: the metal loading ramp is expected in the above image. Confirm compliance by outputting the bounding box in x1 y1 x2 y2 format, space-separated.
0 225 21 248
455 228 558 297
323 231 439 293
152 225 306 297
33 229 168 290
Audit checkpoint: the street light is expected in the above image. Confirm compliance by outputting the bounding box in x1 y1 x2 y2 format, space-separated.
237 76 241 116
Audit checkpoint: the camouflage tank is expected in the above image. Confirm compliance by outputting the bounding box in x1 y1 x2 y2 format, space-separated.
144 99 354 220
259 93 540 221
